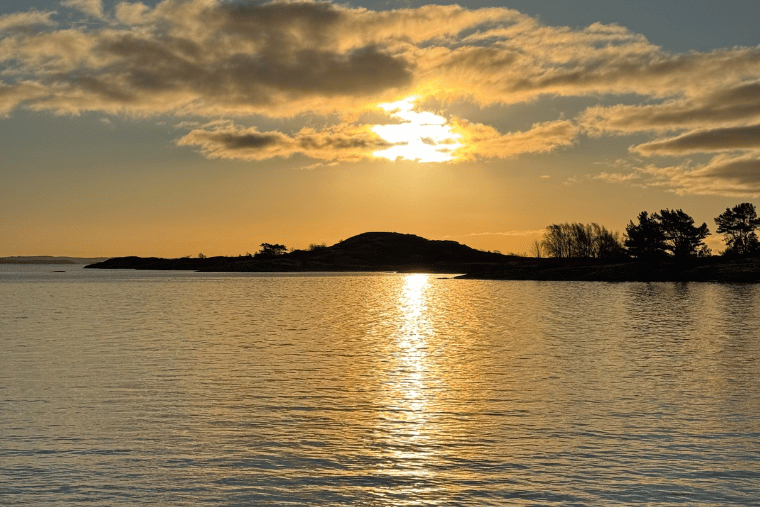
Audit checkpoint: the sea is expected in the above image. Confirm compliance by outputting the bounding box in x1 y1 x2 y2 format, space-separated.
1 264 759 506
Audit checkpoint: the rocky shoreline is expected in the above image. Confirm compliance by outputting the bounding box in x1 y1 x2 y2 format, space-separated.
457 257 760 283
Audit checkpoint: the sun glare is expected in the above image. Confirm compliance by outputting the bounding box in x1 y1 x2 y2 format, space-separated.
372 96 462 163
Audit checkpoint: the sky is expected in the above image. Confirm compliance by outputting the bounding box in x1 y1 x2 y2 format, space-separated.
2 0 760 257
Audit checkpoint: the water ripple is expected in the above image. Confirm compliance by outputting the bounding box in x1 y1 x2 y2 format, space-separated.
1 268 759 505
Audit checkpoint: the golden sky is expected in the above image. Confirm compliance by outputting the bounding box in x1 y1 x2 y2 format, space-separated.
2 0 760 256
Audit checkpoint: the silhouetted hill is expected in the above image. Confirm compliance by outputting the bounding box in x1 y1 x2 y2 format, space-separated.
287 232 506 269
86 232 510 273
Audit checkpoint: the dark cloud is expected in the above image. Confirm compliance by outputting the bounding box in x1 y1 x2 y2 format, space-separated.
674 154 760 197
220 132 283 150
602 154 760 197
0 1 414 116
224 47 411 98
583 81 760 134
697 157 760 183
635 124 760 155
221 1 342 44
177 122 391 161
297 133 386 150
94 31 412 106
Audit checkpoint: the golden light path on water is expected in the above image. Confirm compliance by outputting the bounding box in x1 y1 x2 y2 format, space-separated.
395 274 430 416
380 274 440 499
372 97 462 162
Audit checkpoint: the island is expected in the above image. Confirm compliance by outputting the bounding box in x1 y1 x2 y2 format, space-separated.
84 232 760 283
86 232 505 274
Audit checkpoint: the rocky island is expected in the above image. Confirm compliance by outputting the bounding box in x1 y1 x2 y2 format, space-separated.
85 232 760 283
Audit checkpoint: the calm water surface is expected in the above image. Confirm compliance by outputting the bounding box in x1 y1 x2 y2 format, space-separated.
1 265 759 505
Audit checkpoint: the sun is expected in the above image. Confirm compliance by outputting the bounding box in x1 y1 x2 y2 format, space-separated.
371 96 462 163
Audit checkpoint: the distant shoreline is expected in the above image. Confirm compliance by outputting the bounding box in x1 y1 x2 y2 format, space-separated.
1 256 109 264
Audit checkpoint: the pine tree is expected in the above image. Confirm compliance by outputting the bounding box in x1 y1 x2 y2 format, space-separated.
624 211 667 260
655 208 710 258
714 203 760 256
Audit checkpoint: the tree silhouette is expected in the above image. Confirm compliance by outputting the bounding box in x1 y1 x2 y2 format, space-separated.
715 203 760 256
542 224 572 258
541 222 623 258
257 243 288 258
624 211 668 260
625 209 709 259
308 243 328 251
656 208 710 258
530 239 543 258
595 226 625 258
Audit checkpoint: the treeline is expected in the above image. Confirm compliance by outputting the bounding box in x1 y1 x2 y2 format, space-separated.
538 202 760 259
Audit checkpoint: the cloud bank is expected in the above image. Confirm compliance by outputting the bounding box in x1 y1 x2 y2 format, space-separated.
176 121 390 162
1 0 760 194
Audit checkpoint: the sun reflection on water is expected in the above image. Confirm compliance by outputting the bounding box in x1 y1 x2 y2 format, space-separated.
396 274 431 412
375 273 443 497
